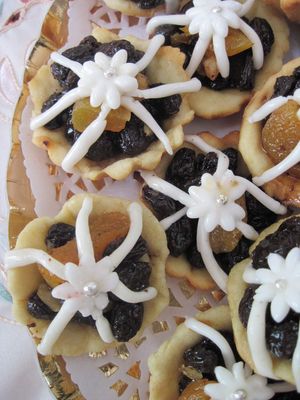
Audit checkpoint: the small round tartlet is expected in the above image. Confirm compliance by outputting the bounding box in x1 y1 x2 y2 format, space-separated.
240 57 300 207
264 0 300 23
7 194 169 356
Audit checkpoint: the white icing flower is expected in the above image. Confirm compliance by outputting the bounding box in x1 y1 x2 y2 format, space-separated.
30 35 201 173
5 197 157 354
142 135 286 292
147 0 264 78
205 362 275 400
248 88 300 187
244 247 300 323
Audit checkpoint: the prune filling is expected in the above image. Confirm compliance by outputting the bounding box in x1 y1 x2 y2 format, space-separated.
27 229 152 342
272 66 300 98
239 217 300 360
157 14 274 91
142 147 275 273
42 37 182 163
131 0 164 9
179 331 236 393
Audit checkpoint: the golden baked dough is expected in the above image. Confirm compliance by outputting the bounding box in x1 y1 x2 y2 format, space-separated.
240 57 300 207
148 305 232 400
265 0 300 22
188 1 289 119
8 194 169 356
228 216 298 385
145 131 241 291
29 27 194 181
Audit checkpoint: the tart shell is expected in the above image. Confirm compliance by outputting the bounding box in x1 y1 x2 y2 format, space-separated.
265 0 300 22
228 216 297 385
148 130 241 291
148 305 232 400
29 27 194 181
239 57 300 207
188 1 289 119
8 194 170 356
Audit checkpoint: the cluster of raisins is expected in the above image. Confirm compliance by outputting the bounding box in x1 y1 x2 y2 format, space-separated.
272 66 300 97
131 0 164 9
27 225 151 342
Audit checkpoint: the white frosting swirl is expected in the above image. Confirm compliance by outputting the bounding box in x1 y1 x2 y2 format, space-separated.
147 0 264 78
5 198 157 354
30 35 201 173
141 135 286 292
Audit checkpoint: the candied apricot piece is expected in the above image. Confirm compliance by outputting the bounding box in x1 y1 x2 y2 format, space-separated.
226 28 252 57
39 212 130 287
262 100 300 178
72 98 131 133
179 379 215 400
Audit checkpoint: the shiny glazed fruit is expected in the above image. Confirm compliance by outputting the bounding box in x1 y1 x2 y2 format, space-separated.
262 100 300 178
39 212 130 287
178 379 214 400
225 28 252 57
72 98 131 133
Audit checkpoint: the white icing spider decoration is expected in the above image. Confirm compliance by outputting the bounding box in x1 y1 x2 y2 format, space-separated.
30 35 201 173
185 318 295 400
244 247 300 389
141 135 286 292
147 0 264 78
5 197 157 355
249 88 300 186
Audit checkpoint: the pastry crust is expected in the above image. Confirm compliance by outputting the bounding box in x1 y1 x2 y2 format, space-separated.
265 0 300 22
148 305 232 400
103 0 164 17
188 0 289 119
228 216 297 385
149 130 241 291
8 194 170 356
29 27 194 181
240 57 300 207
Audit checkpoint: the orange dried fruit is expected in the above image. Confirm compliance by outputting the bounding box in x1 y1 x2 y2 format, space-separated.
39 212 130 287
262 100 300 178
72 98 131 133
225 28 252 57
178 379 215 400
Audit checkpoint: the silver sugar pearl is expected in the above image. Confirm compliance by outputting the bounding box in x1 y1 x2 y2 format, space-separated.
275 279 287 290
83 282 99 297
216 194 228 205
231 389 248 400
212 6 222 13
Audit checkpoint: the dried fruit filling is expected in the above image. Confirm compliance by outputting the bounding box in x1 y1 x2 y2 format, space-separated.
156 1 275 91
131 0 164 9
239 217 300 360
142 147 276 273
27 213 152 342
261 67 300 178
42 36 182 163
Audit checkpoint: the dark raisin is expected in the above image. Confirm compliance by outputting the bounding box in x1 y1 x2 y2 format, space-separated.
266 317 299 359
27 294 56 320
216 237 252 275
45 223 75 248
272 76 297 98
223 148 238 172
103 236 148 262
72 312 96 327
41 92 69 130
249 18 274 56
131 0 164 9
105 301 143 342
186 244 205 269
252 217 300 270
165 148 197 184
293 66 300 78
118 115 154 156
166 216 194 257
238 285 257 327
201 152 218 175
245 191 277 232
181 175 202 192
65 111 119 161
198 73 231 91
114 261 151 292
272 391 300 399
97 40 144 63
155 24 182 46
178 375 192 394
142 185 179 220
183 337 224 377
142 88 182 122
229 50 255 91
